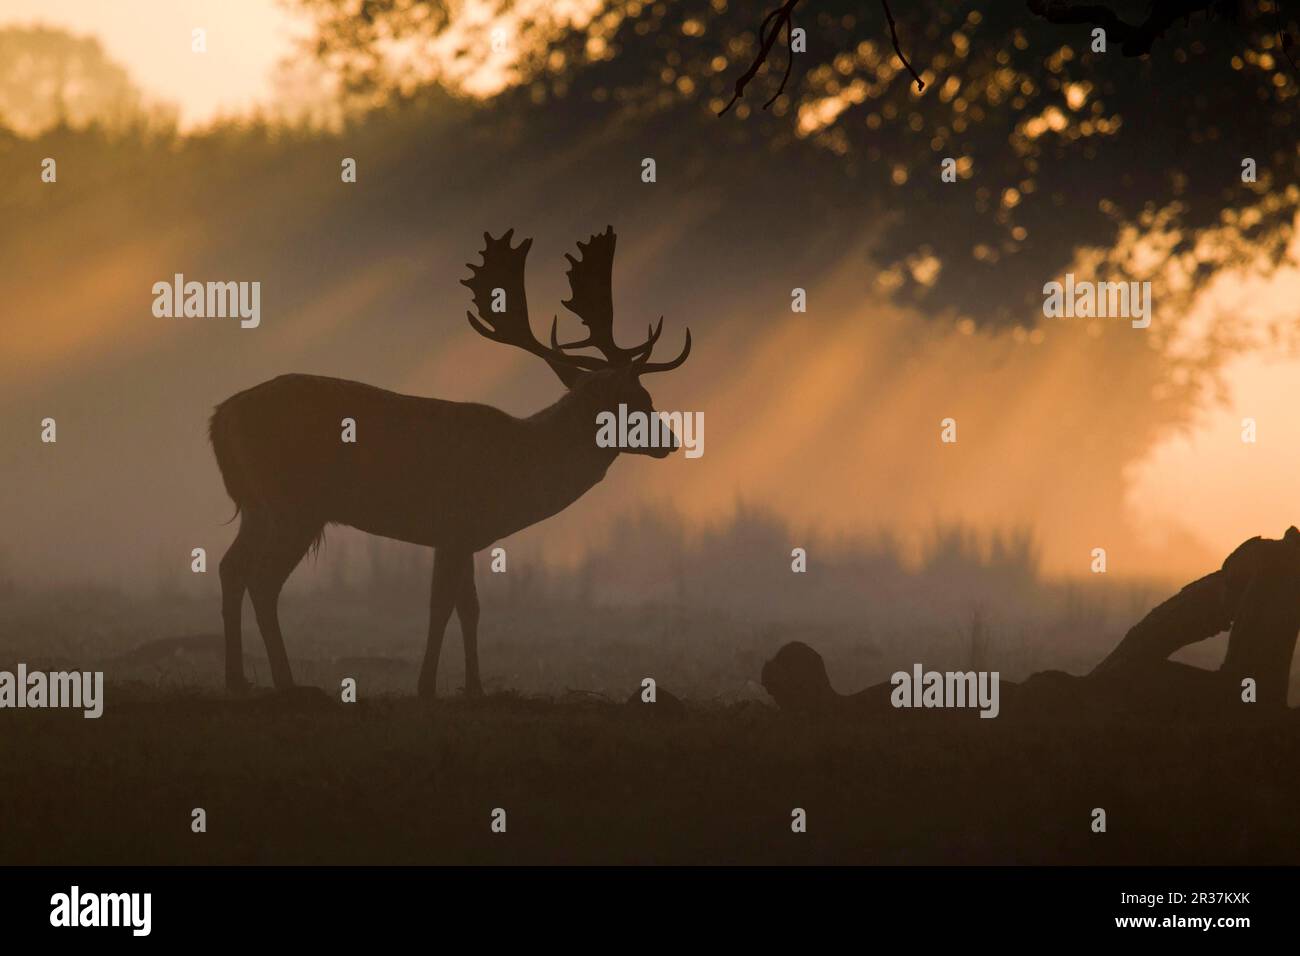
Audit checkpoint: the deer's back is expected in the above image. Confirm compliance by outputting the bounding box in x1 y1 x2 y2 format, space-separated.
210 373 527 547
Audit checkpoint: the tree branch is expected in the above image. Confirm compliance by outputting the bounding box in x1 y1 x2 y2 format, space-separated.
881 0 926 91
1273 1 1299 76
719 0 802 115
719 0 924 117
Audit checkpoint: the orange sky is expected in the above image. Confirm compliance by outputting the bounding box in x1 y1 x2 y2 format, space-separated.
0 0 608 128
1 0 307 129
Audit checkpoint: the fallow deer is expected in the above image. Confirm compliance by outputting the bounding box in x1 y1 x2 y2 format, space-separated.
209 227 690 698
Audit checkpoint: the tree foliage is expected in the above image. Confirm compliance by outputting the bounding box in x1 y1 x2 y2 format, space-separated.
298 1 1300 326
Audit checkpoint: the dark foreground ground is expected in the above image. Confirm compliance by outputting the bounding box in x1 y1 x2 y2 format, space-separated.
2 685 1299 865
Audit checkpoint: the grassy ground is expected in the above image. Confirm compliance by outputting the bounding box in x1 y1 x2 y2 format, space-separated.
2 685 1298 865
1 561 1291 865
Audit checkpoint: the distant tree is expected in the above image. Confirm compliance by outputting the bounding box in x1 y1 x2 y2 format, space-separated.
0 26 156 135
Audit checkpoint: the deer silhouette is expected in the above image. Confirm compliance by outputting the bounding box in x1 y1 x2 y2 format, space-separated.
210 227 690 698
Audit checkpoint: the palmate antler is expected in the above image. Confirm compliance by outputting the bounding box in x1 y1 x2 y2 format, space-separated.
558 227 650 363
462 227 690 375
559 226 691 372
461 229 602 371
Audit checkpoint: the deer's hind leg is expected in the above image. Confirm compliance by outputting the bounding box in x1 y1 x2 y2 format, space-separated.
220 519 256 694
245 517 322 691
456 553 482 697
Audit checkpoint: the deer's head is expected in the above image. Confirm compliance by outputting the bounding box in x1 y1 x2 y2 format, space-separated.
462 227 691 458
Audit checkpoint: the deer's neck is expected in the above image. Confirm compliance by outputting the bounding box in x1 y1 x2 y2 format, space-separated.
512 388 619 521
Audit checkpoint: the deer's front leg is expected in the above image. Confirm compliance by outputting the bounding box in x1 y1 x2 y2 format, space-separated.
456 552 482 697
418 548 462 699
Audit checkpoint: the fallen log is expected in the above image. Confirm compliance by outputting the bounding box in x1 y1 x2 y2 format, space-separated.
761 526 1300 717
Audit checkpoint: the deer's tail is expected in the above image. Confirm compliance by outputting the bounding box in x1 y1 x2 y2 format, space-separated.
208 400 251 524
207 393 328 555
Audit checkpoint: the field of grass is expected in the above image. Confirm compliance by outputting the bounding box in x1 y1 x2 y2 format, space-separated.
3 685 1299 865
3 517 1293 865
